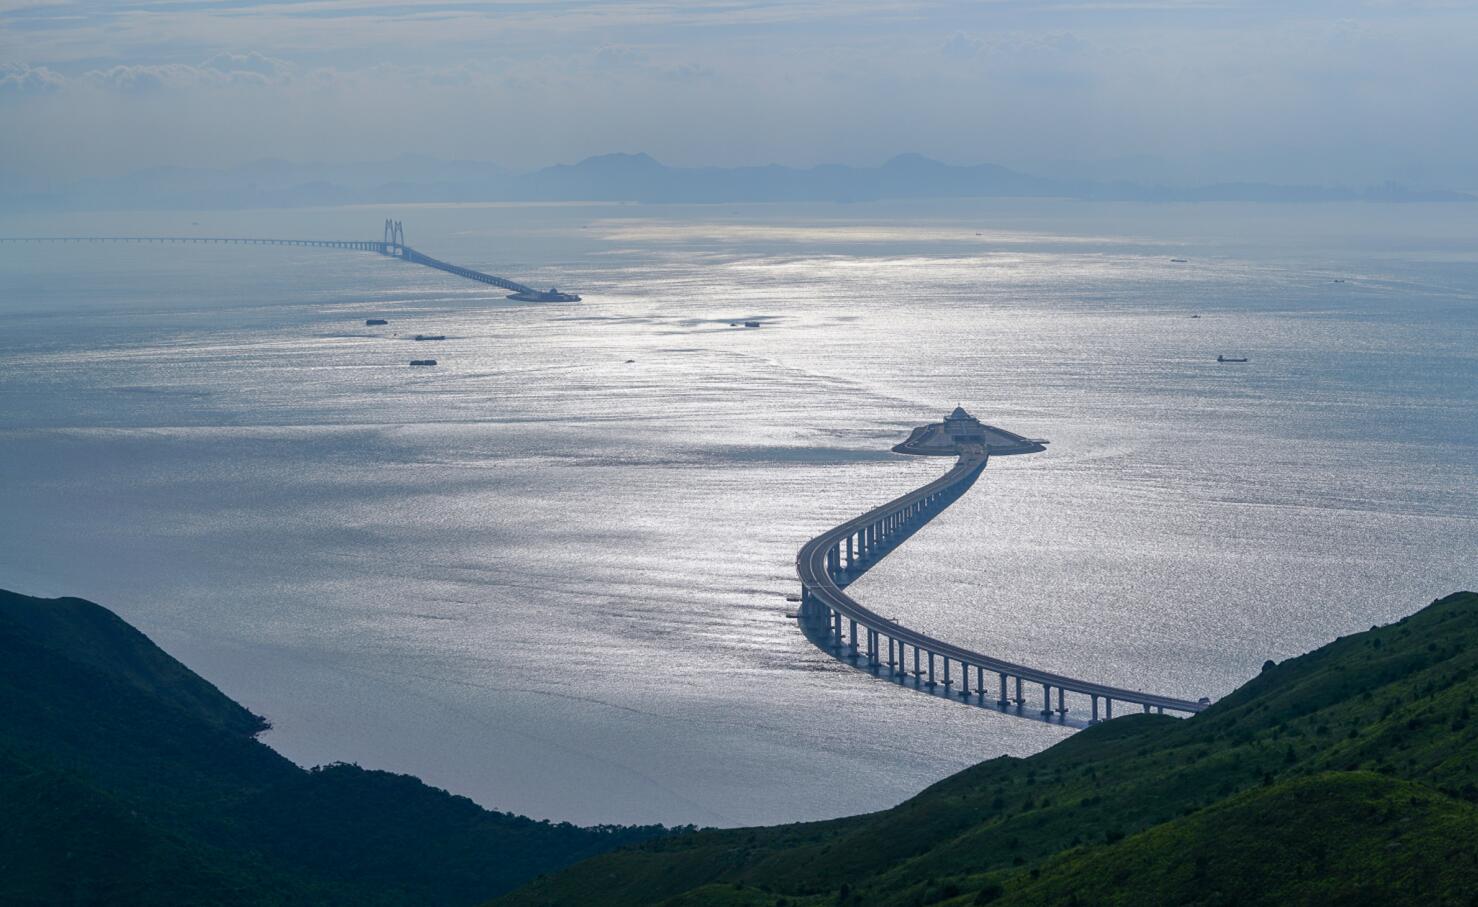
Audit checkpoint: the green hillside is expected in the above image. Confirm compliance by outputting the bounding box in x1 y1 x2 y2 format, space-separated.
0 589 669 906
498 591 1478 907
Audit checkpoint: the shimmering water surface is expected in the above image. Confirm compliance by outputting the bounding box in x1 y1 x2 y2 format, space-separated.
1 200 1474 826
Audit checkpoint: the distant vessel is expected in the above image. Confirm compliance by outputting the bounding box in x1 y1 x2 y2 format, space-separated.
1170 258 1189 263
1333 278 1347 283
743 321 761 328
409 359 437 367
413 335 445 341
1217 355 1248 363
366 318 388 326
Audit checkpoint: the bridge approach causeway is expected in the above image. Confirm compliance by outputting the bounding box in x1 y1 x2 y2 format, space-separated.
796 408 1209 724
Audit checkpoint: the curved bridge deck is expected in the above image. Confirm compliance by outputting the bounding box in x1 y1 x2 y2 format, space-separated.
796 414 1207 724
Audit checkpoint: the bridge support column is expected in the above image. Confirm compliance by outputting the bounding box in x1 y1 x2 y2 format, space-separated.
1014 676 1025 707
848 619 859 659
1143 703 1150 714
942 657 951 690
1156 706 1163 714
832 610 842 644
1057 687 1068 716
925 652 936 688
959 663 969 698
1041 683 1053 717
1091 695 1099 723
1106 699 1114 720
912 646 921 684
977 666 985 701
998 673 1009 707
886 637 895 673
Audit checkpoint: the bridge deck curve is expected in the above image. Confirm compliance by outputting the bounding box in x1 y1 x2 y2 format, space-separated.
796 432 1207 718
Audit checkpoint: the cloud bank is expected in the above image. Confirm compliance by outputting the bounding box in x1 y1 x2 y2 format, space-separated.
1 1 1475 188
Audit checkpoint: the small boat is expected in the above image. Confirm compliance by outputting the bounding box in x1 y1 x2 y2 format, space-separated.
366 318 388 326
1190 314 1201 318
413 334 445 341
1170 258 1188 263
1333 278 1346 283
1217 355 1248 363
743 321 761 328
409 359 437 367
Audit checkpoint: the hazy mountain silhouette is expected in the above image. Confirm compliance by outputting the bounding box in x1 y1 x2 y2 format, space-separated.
6 153 1471 212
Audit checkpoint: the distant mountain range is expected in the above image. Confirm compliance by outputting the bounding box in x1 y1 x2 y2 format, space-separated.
6 152 1473 211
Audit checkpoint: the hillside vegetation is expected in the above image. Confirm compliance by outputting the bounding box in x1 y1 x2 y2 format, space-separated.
498 591 1478 907
0 589 669 906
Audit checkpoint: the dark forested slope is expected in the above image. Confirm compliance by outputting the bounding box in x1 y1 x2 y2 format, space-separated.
499 591 1478 907
0 589 667 906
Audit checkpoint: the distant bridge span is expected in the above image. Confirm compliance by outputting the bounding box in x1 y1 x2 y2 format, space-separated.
0 219 580 302
797 408 1209 725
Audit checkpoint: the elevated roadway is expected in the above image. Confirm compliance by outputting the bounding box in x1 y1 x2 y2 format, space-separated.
796 409 1208 723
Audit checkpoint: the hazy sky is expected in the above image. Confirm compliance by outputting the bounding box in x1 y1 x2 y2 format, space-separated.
2 1 1476 186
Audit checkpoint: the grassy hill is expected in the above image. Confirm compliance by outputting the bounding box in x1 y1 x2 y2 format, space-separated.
498 591 1478 907
0 589 669 906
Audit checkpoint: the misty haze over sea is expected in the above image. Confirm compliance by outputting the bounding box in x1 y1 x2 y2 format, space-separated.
7 152 1474 213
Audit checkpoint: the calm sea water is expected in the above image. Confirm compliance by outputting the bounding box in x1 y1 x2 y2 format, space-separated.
1 200 1474 826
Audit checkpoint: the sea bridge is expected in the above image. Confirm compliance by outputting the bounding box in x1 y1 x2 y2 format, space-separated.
0 219 580 302
796 408 1209 724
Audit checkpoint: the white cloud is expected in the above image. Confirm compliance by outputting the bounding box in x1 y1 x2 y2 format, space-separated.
0 62 66 95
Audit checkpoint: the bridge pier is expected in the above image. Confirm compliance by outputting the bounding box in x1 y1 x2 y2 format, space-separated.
1091 695 1100 723
1014 676 1025 708
942 657 951 691
959 662 970 698
998 672 1009 707
925 652 936 689
1057 687 1068 716
1041 683 1053 717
